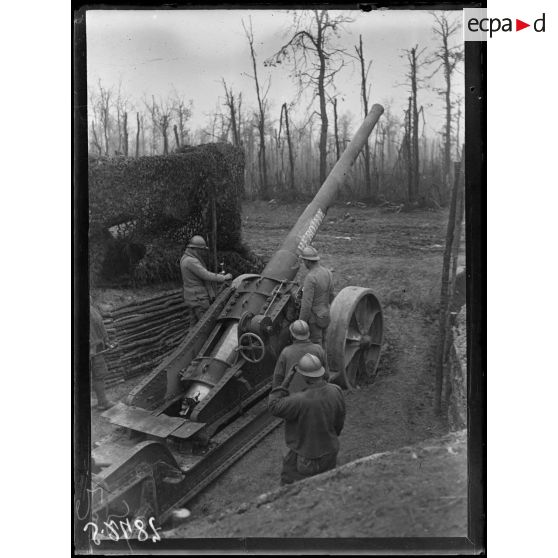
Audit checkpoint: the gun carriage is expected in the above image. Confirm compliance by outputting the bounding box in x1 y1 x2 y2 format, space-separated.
91 105 385 527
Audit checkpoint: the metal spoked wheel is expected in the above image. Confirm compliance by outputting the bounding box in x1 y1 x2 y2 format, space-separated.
326 286 383 389
238 332 266 364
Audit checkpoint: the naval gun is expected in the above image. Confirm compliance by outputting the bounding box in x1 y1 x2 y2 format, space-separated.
91 105 385 527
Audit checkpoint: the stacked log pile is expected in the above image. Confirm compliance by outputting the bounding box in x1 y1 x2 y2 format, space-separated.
101 290 190 386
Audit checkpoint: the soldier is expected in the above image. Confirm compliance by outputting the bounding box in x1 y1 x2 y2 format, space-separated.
180 235 232 323
298 245 335 346
90 301 116 410
268 353 346 485
272 320 328 393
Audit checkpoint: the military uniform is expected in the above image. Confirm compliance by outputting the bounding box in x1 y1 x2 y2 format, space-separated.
180 249 227 321
299 264 334 346
272 339 327 393
268 377 346 484
90 304 112 409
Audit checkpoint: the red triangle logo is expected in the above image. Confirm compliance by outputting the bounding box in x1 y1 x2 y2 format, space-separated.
516 19 530 31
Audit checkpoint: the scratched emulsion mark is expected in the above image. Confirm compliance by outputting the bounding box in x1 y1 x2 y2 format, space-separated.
83 516 161 545
76 484 161 546
297 208 325 252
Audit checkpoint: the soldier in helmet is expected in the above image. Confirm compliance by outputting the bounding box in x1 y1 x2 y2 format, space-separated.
180 235 232 322
272 320 327 393
298 245 335 347
268 353 346 485
90 300 116 410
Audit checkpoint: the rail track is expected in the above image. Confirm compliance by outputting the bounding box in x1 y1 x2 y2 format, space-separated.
92 388 281 528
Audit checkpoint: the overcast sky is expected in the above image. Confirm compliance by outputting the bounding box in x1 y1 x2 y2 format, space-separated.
86 9 464 138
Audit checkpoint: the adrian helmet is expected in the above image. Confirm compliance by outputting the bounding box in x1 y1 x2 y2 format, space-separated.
300 245 320 261
187 235 209 250
289 319 310 341
297 353 325 378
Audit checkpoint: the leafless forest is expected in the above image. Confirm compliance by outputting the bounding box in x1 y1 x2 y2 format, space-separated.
88 11 463 206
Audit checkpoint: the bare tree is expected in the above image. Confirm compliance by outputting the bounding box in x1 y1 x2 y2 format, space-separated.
454 95 463 159
403 45 427 202
279 102 296 196
428 12 464 190
122 111 129 156
378 123 386 195
266 10 352 184
114 82 127 154
151 98 172 155
355 34 374 198
331 97 340 161
243 17 270 199
222 79 241 147
135 112 141 157
144 95 158 155
90 120 103 156
404 98 413 202
171 90 193 147
97 80 111 156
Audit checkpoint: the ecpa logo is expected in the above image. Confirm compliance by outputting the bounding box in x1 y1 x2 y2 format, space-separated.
463 9 546 41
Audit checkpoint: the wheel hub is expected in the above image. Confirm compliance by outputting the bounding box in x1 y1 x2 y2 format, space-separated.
359 334 372 348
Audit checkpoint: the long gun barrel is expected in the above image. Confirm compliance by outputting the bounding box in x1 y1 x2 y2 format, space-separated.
263 104 384 281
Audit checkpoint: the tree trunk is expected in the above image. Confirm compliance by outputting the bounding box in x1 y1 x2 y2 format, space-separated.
173 124 180 149
357 35 372 198
91 121 102 156
116 105 122 154
162 116 169 155
210 183 218 272
411 48 420 201
282 103 296 197
123 112 129 156
443 34 452 192
258 131 268 198
135 113 140 157
443 153 465 410
379 126 386 196
140 115 145 156
455 103 462 159
245 25 269 199
406 99 413 203
435 150 464 414
237 93 242 147
222 81 240 147
103 106 109 157
318 46 328 185
333 98 340 161
230 100 239 147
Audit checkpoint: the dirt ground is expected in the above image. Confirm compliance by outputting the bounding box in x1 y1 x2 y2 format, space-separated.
168 430 467 538
92 200 466 536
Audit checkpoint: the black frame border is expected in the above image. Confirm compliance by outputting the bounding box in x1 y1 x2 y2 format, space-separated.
72 1 486 554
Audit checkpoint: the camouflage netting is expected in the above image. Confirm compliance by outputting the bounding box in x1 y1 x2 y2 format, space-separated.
89 143 264 286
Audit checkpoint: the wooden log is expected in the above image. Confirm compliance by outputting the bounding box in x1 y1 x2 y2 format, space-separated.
107 290 182 316
114 312 189 338
112 302 188 327
117 322 188 346
110 297 185 322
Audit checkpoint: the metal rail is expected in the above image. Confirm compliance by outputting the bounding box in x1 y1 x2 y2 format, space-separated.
160 401 282 524
93 392 282 527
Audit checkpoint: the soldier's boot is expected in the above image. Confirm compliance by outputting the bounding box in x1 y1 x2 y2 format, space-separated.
93 379 115 410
